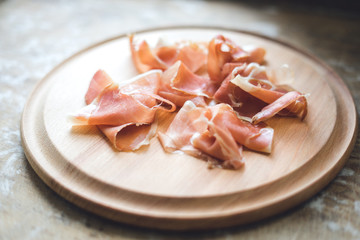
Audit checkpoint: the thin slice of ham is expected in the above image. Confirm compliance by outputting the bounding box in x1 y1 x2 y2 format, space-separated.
75 84 167 126
158 101 209 155
214 63 268 117
207 35 266 83
230 63 308 121
209 104 273 153
172 42 207 73
158 60 216 107
158 101 244 169
129 34 207 74
85 70 113 104
158 101 273 169
72 70 176 151
192 122 244 169
99 123 157 151
129 34 168 73
252 91 308 124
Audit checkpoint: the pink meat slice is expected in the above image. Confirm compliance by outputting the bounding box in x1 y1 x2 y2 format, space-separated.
209 104 273 153
230 63 308 121
207 35 266 83
214 63 268 117
158 101 274 169
73 70 176 151
252 91 308 124
85 70 113 104
158 61 216 107
129 34 207 74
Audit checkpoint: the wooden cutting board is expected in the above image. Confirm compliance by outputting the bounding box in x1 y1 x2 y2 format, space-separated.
21 27 357 230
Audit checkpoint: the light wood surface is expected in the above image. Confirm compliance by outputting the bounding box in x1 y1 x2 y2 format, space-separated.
20 27 357 230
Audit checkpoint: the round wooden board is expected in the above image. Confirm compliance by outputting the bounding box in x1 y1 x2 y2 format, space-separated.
21 27 357 230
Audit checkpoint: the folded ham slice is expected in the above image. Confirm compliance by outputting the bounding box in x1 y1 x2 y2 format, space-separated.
129 34 207 74
207 35 266 83
213 61 307 122
251 91 308 124
209 104 274 153
72 70 176 151
158 101 273 169
85 70 113 104
230 63 308 122
213 63 268 117
158 61 216 107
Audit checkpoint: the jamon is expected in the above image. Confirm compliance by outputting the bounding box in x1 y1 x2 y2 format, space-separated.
230 63 307 121
72 34 309 170
251 91 308 124
129 34 207 74
72 70 176 151
158 101 273 169
158 61 216 107
212 62 307 121
85 70 113 104
213 63 268 117
207 35 266 83
155 36 307 169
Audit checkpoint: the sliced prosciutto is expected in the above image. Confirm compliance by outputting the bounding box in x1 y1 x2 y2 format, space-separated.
129 34 207 74
207 35 266 83
70 34 309 170
252 91 308 124
230 63 308 121
72 70 176 151
213 62 307 122
85 70 113 104
158 60 216 107
98 123 157 151
213 63 268 117
158 101 273 169
209 104 273 153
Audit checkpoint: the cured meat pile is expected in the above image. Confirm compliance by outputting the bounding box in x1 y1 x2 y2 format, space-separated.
72 34 308 169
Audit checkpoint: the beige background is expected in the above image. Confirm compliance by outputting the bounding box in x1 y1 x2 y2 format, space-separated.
1 0 359 239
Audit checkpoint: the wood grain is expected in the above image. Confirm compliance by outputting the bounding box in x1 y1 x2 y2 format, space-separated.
20 27 357 230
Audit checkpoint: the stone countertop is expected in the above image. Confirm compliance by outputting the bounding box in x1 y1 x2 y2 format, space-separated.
1 0 359 239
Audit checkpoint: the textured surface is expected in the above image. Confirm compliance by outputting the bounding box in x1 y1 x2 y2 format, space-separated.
1 0 360 239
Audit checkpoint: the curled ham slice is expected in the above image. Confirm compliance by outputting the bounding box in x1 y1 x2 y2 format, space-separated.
214 63 268 117
129 35 168 73
230 63 286 103
209 104 273 153
98 123 157 151
207 35 266 83
158 60 216 107
85 70 113 104
75 84 171 126
252 91 308 124
72 70 176 151
129 34 207 73
158 101 273 169
158 101 243 169
230 63 307 121
158 101 209 155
